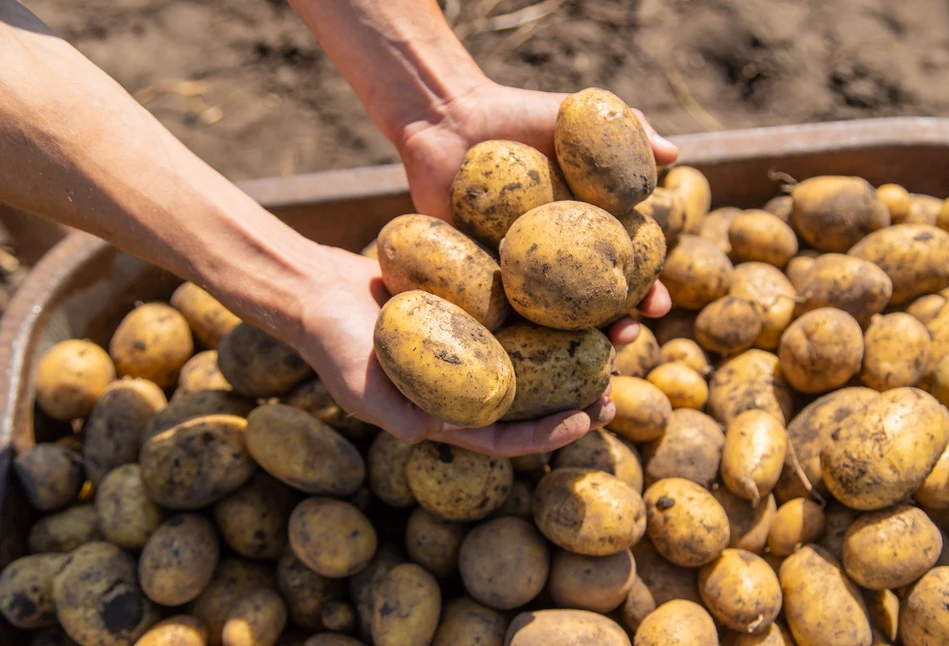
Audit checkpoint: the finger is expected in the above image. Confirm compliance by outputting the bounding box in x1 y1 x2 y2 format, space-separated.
609 317 642 346
360 356 446 443
584 395 616 430
636 281 672 318
430 409 592 458
633 108 679 167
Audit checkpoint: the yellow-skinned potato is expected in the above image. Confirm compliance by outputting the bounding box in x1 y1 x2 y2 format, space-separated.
660 338 710 376
281 379 373 442
915 442 949 509
371 563 441 646
507 609 631 646
821 388 949 510
728 210 799 268
708 349 794 426
613 208 668 317
35 339 115 421
377 214 509 331
644 477 730 567
664 166 712 234
0 553 68 629
222 588 287 646
818 502 861 561
95 464 164 550
548 548 635 613
450 140 571 251
289 497 377 578
785 251 819 290
458 517 549 610
551 428 644 493
404 507 467 580
849 223 949 305
641 408 724 488
277 546 343 634
28 504 100 554
176 351 231 395
191 558 276 646
780 545 872 646
722 622 795 646
217 323 312 398
842 505 943 591
492 478 533 520
695 296 763 355
906 294 947 326
721 410 788 505
139 514 219 606
321 601 356 634
110 303 194 388
499 201 636 329
764 195 793 221
661 235 734 310
555 87 656 216
790 175 890 252
907 193 942 225
614 325 661 378
768 498 826 557
374 291 515 427
496 323 614 421
13 443 84 511
699 549 782 633
698 206 741 257
860 313 931 390
863 589 899 644
646 362 709 410
654 309 697 344
779 308 864 394
729 262 797 350
533 468 645 556
213 472 296 560
621 540 702 631
367 432 415 508
876 183 911 223
794 253 893 327
432 597 506 646
633 600 718 646
711 487 777 554
170 282 241 349
607 376 671 443
144 389 254 441
349 545 404 639
134 615 208 646
634 186 686 245
406 442 513 522
899 566 949 646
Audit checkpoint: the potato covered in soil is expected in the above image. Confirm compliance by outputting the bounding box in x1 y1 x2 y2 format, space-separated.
698 206 740 257
176 351 231 395
222 588 287 646
277 547 342 634
493 478 533 520
906 293 947 326
660 338 710 375
14 442 84 511
848 223 949 305
377 213 509 331
450 140 570 251
793 254 893 327
554 87 656 216
641 408 724 488
144 390 254 441
551 428 644 492
432 597 506 646
728 210 798 268
614 325 661 378
533 468 645 556
506 609 631 646
139 514 219 606
779 308 864 394
634 186 686 245
915 442 949 509
764 195 793 221
373 290 515 427
712 487 777 554
818 503 861 561
607 376 671 443
28 504 100 554
646 362 709 410
281 379 373 442
633 600 718 646
496 323 614 420
321 601 356 634
768 498 826 557
621 540 702 631
694 296 763 355
170 282 241 349
95 464 164 550
644 477 730 567
406 442 513 522
860 312 931 390
109 303 193 388
140 414 256 510
664 166 712 234
660 235 734 310
0 553 68 629
367 432 415 508
499 201 637 329
134 615 208 646
217 323 312 398
35 339 115 421
654 309 697 345
613 208 668 316
349 546 404 639
729 262 797 350
821 387 949 510
548 548 635 613
790 175 890 252
707 349 794 426
721 409 787 505
458 517 549 610
699 549 782 633
191 558 276 646
877 183 911 222
371 563 441 646
404 507 467 580
906 193 943 225
862 588 899 644
289 497 377 578
899 566 949 646
784 251 819 290
213 472 296 560
722 623 795 646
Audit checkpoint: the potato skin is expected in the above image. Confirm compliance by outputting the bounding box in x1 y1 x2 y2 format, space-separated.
721 622 795 646
506 609 631 646
217 323 312 398
633 600 718 646
708 349 794 426
14 443 84 511
646 362 709 410
644 477 730 567
458 517 549 610
721 410 787 505
404 507 467 580
641 408 724 488
915 441 949 509
371 563 441 646
222 588 287 646
110 303 194 388
621 540 702 632
349 545 404 639
552 428 644 493
213 472 297 560
144 390 254 441
377 214 509 331
533 468 645 556
276 548 343 635
139 514 219 606
699 549 782 633
0 553 68 629
660 338 710 376
555 87 656 216
728 210 798 268
432 597 506 646
613 208 668 315
495 323 614 421
28 504 100 554
877 183 911 223
818 503 861 562
608 376 672 443
35 339 115 420
729 262 797 350
711 487 777 554
698 206 741 257
695 296 763 355
367 433 416 508
615 326 661 378
548 548 635 613
779 308 864 394
785 253 817 291
849 223 949 305
321 601 356 634
176 351 231 395
661 235 734 310
191 558 277 646
634 187 686 246
906 294 947 326
170 282 241 349
794 254 893 327
768 498 826 557
665 166 712 234
281 379 373 442
900 566 949 646
860 313 931 391
654 309 697 345
790 175 890 253
134 615 208 646
289 497 377 578
821 388 949 510
95 464 164 550
450 140 571 251
374 291 515 427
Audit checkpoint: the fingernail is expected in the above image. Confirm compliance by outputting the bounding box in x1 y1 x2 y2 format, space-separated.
594 400 616 426
651 131 677 151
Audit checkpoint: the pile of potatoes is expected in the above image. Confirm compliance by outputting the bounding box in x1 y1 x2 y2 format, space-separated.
3 87 949 646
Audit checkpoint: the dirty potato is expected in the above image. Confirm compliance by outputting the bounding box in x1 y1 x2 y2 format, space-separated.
27 504 100 554
906 294 947 326
721 409 788 505
644 477 730 567
818 503 861 562
646 362 709 410
213 472 297 560
634 186 686 245
664 166 712 234
614 325 661 378
848 223 949 305
768 498 826 557
899 566 949 646
176 351 231 395
548 548 635 613
95 464 164 550
320 601 356 634
790 175 890 252
371 563 441 646
170 282 241 349
640 408 724 488
507 609 631 646
607 376 671 443
109 303 194 388
793 254 893 327
191 558 277 646
0 553 68 629
281 379 373 442
13 443 84 511
729 262 797 350
277 546 343 633
711 487 777 554
367 432 416 509
217 323 312 398
728 210 798 268
144 389 254 441
613 208 668 316
134 615 208 646
432 597 506 646
654 309 697 345
660 235 734 310
221 588 287 646
784 252 819 290
552 428 644 493
707 349 794 426
779 308 864 393
907 193 943 225
404 507 467 580
634 600 718 646
139 514 219 606
660 338 710 375
289 497 377 578
694 296 763 355
876 183 911 223
35 339 115 421
915 441 949 509
349 546 404 639
698 206 741 257
621 540 702 631
699 549 782 633
860 312 931 390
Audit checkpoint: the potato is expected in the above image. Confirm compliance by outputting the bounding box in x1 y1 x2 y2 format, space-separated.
634 187 686 245
722 623 795 646
906 294 947 326
555 87 656 216
450 140 570 251
876 183 911 223
695 296 763 355
779 545 872 646
406 442 513 522
721 410 787 505
367 433 415 508
96 464 164 550
708 349 794 426
790 175 890 252
191 558 277 646
548 548 635 613
510 452 550 474
458 517 549 610
842 505 942 591
176 351 231 395
321 601 356 634
83 378 167 485
217 323 312 398
134 615 208 646
729 262 797 350
213 472 296 560
784 252 820 291
641 409 724 488
507 609 631 646
109 303 193 388
849 224 949 305
860 313 932 390
551 428 644 492
607 377 671 444
728 210 798 268
0 553 67 629
711 487 777 554
863 588 899 644
621 540 702 631
644 477 730 567
53 542 159 646
377 213 509 331
613 208 668 316
170 282 241 349
654 309 697 345
768 498 826 557
28 504 100 554
374 290 515 427
499 201 638 330
140 414 256 509
646 362 709 410
661 235 734 310
764 195 793 221
35 339 115 420
660 338 710 376
699 549 782 633
899 566 949 646
349 546 404 639
496 323 614 420
664 166 712 234
633 600 718 646
277 546 342 633
281 379 373 442
304 636 365 646
221 588 287 646
432 597 506 646
14 443 84 511
403 507 466 580
821 388 949 510
245 404 364 496
818 502 861 561
915 442 949 509
492 478 533 520
793 254 893 327
615 326 661 378
138 514 219 606
289 497 377 578
371 563 441 646
779 308 864 393
698 206 741 257
144 390 254 441
907 193 942 225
